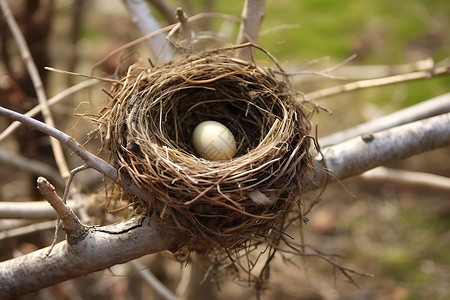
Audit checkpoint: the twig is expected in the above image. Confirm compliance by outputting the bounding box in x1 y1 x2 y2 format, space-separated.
308 113 450 190
0 0 70 179
176 7 193 51
236 0 266 61
0 106 150 202
331 57 435 80
130 259 180 300
304 65 450 100
37 177 86 244
0 78 99 143
360 167 450 193
122 0 172 65
0 150 64 188
319 93 450 146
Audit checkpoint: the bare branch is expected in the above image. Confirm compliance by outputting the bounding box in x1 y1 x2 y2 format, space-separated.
332 57 435 80
37 177 86 243
0 150 64 188
0 0 69 178
320 93 450 146
122 0 172 65
360 167 450 193
309 113 450 190
236 0 266 61
130 259 179 300
176 7 193 51
0 221 56 241
0 200 78 220
305 65 450 100
0 216 189 298
0 106 150 202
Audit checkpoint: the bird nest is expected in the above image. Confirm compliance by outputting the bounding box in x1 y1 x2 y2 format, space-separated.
95 49 313 251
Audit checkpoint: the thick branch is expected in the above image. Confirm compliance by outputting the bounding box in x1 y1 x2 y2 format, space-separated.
309 113 450 189
319 93 450 146
0 216 189 299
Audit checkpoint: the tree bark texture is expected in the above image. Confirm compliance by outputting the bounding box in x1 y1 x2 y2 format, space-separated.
0 216 188 299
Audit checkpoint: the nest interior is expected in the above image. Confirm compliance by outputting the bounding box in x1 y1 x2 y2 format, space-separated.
96 50 313 250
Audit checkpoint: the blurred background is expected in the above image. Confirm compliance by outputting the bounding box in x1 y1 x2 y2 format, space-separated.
0 0 449 299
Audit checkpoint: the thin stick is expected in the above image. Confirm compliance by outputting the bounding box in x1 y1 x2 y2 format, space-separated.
130 259 180 300
236 0 266 61
360 166 450 193
0 150 64 187
0 200 77 219
0 0 70 178
305 65 450 100
0 220 56 241
0 78 99 142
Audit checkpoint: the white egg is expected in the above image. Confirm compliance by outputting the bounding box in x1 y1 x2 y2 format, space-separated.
192 121 237 160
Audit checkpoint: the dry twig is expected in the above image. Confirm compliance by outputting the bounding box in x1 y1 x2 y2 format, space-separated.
360 166 450 193
305 65 450 100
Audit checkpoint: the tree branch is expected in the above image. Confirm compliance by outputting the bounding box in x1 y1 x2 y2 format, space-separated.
0 201 78 220
122 0 172 65
309 113 450 190
319 93 450 146
236 0 266 61
0 111 448 296
360 166 450 193
0 215 189 299
304 65 450 100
